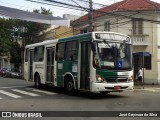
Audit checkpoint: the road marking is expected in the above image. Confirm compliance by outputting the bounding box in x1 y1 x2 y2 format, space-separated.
0 90 21 98
12 89 40 96
31 89 57 95
0 86 26 89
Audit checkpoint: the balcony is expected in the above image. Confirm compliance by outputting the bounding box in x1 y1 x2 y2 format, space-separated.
131 35 150 46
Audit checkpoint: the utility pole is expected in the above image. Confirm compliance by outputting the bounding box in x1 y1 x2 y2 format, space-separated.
88 0 93 32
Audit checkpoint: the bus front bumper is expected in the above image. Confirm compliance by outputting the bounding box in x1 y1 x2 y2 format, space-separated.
91 82 134 93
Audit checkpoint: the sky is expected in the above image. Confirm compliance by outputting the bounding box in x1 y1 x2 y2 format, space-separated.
0 0 160 17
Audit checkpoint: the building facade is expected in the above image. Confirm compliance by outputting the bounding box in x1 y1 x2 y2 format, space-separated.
38 14 76 41
71 0 160 84
38 26 73 41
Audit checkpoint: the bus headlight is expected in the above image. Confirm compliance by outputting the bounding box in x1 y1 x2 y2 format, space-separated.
129 75 133 81
96 75 105 83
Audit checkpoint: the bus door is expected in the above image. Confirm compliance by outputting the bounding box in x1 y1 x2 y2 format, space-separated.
46 47 55 83
29 49 34 80
80 41 91 90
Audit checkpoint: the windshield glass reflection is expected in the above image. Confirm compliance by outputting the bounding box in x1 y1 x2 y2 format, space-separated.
93 41 132 70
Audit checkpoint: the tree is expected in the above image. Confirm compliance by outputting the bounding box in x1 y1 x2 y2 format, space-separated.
0 18 22 69
0 18 14 56
9 42 21 69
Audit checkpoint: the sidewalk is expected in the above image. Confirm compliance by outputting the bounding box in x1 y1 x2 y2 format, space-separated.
134 84 160 90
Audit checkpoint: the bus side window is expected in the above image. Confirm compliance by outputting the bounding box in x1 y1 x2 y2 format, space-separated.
34 46 44 62
56 43 65 61
25 48 29 62
34 47 38 61
38 46 44 61
66 41 77 61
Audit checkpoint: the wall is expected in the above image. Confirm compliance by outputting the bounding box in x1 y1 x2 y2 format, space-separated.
157 16 160 84
39 26 73 40
0 56 11 69
54 26 73 39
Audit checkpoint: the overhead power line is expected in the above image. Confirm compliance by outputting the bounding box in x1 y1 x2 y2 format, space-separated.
26 0 106 11
42 0 106 9
26 0 160 25
26 0 89 11
72 0 107 8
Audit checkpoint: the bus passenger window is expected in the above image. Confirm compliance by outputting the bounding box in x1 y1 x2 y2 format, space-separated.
34 46 44 62
57 43 65 60
34 47 38 61
66 41 77 61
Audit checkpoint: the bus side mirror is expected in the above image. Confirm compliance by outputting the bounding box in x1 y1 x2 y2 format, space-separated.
91 42 96 52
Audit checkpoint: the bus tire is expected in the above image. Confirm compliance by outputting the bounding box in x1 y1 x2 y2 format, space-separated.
34 74 42 88
65 78 75 96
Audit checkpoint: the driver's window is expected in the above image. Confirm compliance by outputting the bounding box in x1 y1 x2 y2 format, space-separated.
99 48 114 61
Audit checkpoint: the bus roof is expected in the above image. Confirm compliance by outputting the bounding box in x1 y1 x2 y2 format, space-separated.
58 32 92 43
25 39 58 48
58 31 130 43
25 32 131 48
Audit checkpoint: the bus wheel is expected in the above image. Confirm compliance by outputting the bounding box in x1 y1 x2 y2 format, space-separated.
65 79 75 96
34 74 42 88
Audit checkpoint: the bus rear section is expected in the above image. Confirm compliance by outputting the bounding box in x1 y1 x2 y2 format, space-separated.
24 40 58 88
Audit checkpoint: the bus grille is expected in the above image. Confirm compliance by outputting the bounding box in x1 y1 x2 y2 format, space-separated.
105 77 128 83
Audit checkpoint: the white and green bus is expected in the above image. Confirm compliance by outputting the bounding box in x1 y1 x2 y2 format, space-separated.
24 31 134 95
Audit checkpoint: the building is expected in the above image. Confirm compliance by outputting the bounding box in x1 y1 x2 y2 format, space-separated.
38 26 73 41
38 14 77 41
71 0 160 84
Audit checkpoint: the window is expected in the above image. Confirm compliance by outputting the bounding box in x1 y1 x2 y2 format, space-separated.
144 55 152 70
34 46 44 62
80 29 88 33
25 48 29 62
104 21 110 31
56 43 65 60
132 19 143 35
66 41 77 60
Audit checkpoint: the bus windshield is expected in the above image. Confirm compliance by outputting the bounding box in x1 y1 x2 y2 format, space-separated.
93 41 132 70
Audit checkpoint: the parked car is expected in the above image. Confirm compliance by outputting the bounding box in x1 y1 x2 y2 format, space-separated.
5 68 22 79
0 68 8 77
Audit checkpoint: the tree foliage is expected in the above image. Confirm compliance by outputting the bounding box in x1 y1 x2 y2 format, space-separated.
0 18 15 56
0 18 23 68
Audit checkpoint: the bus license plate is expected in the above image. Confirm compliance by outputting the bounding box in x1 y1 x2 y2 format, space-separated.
114 86 121 90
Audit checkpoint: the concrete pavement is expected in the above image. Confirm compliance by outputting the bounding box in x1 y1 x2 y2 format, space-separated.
133 84 160 93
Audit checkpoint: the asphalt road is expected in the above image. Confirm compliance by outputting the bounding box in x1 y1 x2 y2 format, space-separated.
0 77 160 120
